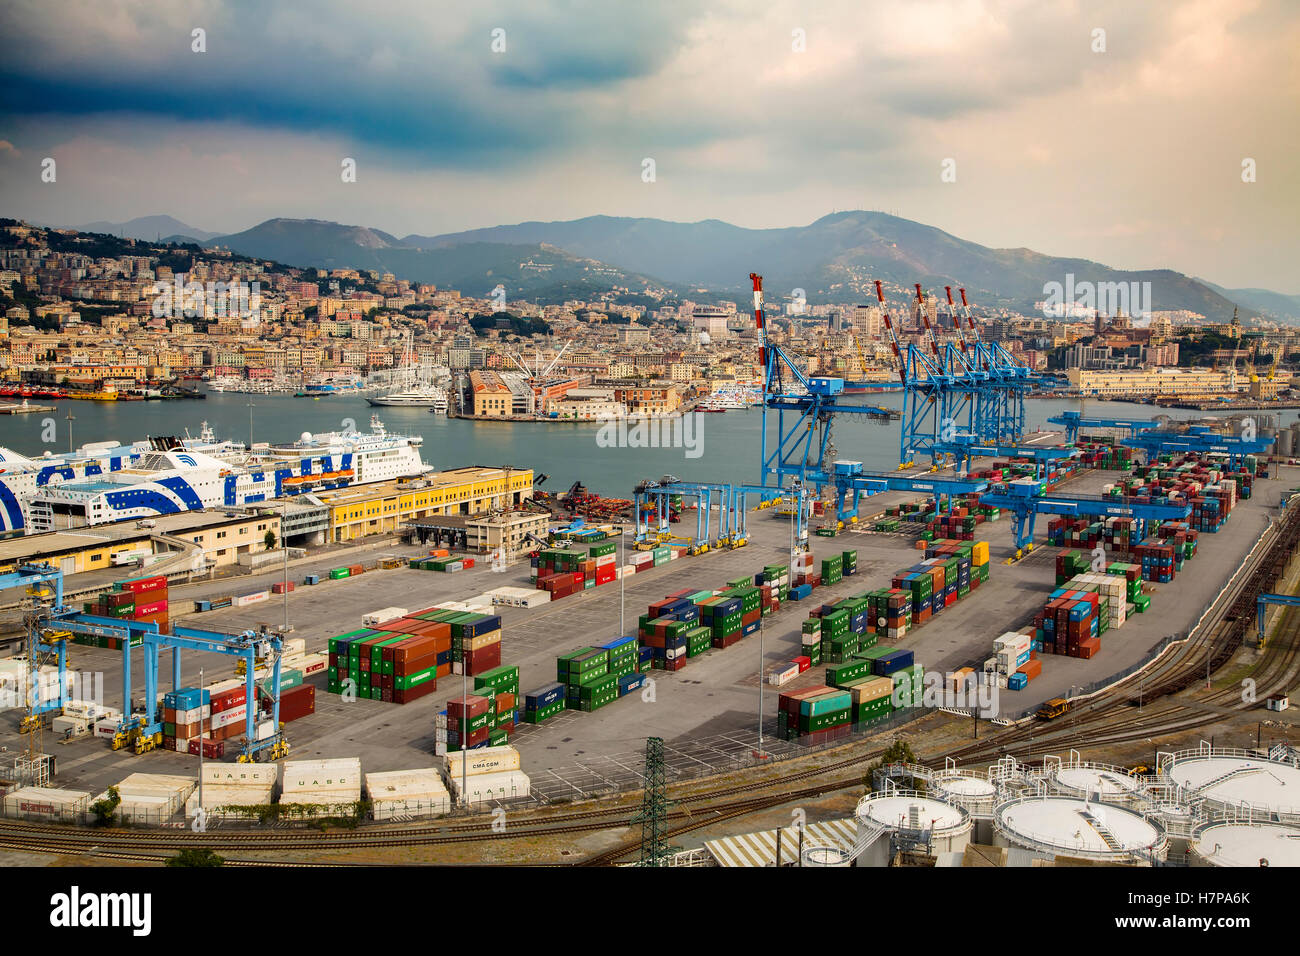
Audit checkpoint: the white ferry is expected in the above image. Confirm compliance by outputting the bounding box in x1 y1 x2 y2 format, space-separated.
0 417 428 534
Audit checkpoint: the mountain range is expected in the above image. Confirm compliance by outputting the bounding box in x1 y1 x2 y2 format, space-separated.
75 215 222 242
74 211 1299 322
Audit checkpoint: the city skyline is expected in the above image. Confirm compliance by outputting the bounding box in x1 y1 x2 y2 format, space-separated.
0 0 1296 293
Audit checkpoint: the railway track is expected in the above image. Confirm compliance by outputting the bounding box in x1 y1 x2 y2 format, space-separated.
3 493 1296 865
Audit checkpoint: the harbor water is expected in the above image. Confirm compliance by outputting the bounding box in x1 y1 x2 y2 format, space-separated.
0 392 1291 498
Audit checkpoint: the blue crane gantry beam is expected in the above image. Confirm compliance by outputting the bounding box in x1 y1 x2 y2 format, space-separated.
1122 426 1274 468
1256 593 1300 646
979 482 1192 553
930 439 1076 479
634 480 807 548
46 609 285 759
750 273 994 526
1047 410 1160 444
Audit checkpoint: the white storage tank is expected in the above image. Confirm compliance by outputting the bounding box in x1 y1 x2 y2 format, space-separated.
929 771 998 843
994 796 1167 864
854 791 972 868
801 845 852 867
1190 821 1300 867
1161 749 1300 820
1049 760 1144 805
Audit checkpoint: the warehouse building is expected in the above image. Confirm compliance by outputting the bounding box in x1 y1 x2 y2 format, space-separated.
319 466 534 543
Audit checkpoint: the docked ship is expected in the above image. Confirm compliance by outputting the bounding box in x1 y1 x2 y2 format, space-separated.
0 416 428 534
366 333 449 411
295 373 369 398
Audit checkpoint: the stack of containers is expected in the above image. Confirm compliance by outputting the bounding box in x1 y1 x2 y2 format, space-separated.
841 550 858 577
367 768 451 818
444 746 531 805
1035 590 1101 658
821 553 843 586
1055 549 1091 585
161 686 209 754
1134 540 1176 583
866 588 911 640
775 686 853 742
470 666 520 745
1060 571 1128 631
445 695 491 750
989 632 1033 689
279 758 362 810
698 594 745 649
557 647 613 709
1107 561 1148 613
522 682 566 724
790 551 819 596
833 673 894 724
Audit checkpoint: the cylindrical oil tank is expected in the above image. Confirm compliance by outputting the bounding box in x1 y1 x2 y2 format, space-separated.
1190 821 1300 867
854 792 972 868
1163 752 1300 819
1276 428 1293 459
1049 763 1144 805
929 771 998 843
994 796 1167 864
801 845 852 867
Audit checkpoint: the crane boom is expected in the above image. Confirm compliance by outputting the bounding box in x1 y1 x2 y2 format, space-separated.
876 280 906 383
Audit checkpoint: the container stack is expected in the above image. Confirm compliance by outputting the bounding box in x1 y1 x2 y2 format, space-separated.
366 768 451 819
278 757 362 811
78 573 170 644
1034 589 1102 659
110 772 196 824
187 763 276 815
521 682 566 724
442 694 491 751
473 664 520 745
776 687 853 742
821 553 843 586
866 588 911 640
443 745 531 806
325 612 454 702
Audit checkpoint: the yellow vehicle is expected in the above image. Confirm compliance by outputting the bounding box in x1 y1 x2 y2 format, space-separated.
1037 698 1071 721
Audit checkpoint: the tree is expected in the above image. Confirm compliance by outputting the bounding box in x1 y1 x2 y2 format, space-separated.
89 786 120 827
166 848 223 867
864 739 921 791
264 530 277 550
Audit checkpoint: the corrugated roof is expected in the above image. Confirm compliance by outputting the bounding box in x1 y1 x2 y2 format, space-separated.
703 817 858 867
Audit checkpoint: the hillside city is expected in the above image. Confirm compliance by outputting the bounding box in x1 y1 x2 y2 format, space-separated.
1 220 1293 417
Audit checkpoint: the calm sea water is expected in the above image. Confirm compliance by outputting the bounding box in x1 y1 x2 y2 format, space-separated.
0 391 1291 498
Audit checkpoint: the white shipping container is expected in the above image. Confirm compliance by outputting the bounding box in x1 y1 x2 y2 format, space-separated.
3 786 91 820
201 762 278 787
256 720 276 741
94 718 119 739
372 793 451 820
187 785 274 815
210 705 248 731
366 768 449 799
363 607 409 626
443 746 520 780
281 758 362 795
283 637 307 657
51 715 89 736
278 790 360 809
234 590 270 607
298 653 328 677
448 770 531 804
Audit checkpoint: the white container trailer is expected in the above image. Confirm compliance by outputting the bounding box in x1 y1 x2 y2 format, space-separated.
444 745 521 780
281 758 362 798
3 786 92 821
363 607 408 626
448 769 531 805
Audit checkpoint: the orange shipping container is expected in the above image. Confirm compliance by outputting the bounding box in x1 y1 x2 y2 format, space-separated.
1019 658 1043 681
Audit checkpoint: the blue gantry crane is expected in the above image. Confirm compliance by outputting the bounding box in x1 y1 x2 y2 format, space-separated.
0 563 74 732
36 605 288 760
979 479 1192 555
1047 410 1161 444
752 273 991 526
1122 426 1274 468
1255 593 1300 647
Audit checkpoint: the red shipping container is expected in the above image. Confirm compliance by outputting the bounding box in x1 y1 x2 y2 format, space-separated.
394 681 438 705
211 688 246 713
462 557 475 569
187 738 225 759
496 692 515 712
120 575 168 594
272 581 295 594
448 694 490 718
466 643 501 674
278 684 316 722
793 655 811 673
134 599 168 617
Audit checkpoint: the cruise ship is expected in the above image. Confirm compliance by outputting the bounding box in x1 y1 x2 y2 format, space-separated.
0 417 428 534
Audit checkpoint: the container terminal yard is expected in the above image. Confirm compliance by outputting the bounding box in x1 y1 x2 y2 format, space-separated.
0 276 1297 869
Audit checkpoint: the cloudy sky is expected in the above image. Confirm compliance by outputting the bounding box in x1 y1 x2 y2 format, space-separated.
1 0 1296 290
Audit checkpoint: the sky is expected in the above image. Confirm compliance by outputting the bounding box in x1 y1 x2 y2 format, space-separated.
0 0 1297 291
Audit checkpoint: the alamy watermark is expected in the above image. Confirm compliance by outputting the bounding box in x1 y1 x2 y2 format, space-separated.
1041 273 1152 320
151 277 261 319
893 669 1000 717
595 412 704 459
